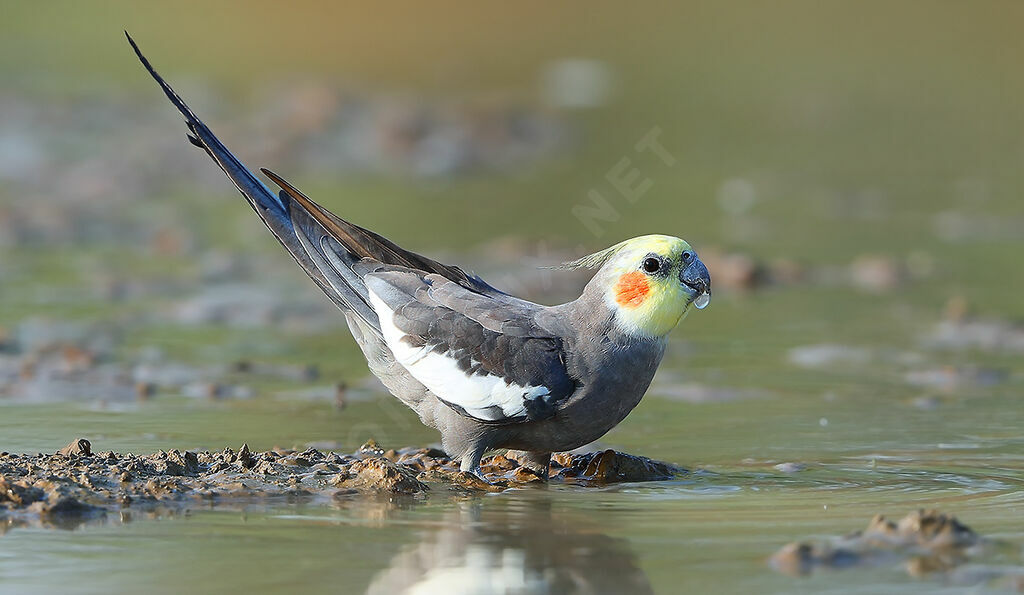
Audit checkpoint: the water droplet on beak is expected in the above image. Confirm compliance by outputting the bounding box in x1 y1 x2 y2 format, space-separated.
693 292 710 310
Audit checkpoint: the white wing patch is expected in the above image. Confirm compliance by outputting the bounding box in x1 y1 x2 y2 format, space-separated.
367 288 548 421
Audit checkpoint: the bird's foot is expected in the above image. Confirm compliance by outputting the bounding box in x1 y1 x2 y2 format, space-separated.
505 450 551 481
457 457 495 485
452 469 506 492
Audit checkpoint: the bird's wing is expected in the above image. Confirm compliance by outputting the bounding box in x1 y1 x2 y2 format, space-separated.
260 169 503 297
126 33 505 341
364 270 579 424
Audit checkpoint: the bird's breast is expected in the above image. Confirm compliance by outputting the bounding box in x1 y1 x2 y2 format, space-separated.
526 337 666 449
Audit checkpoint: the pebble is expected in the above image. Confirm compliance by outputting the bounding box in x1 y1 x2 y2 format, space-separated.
848 255 905 293
649 382 766 403
904 366 1008 391
922 318 1024 354
56 439 91 457
773 462 806 473
788 344 871 368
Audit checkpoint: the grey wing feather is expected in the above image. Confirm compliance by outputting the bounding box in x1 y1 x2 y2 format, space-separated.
366 271 579 423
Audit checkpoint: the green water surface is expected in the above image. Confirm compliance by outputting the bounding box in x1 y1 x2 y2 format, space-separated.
2 2 1024 593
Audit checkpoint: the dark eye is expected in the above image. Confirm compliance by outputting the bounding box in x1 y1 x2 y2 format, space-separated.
642 257 661 273
681 250 694 264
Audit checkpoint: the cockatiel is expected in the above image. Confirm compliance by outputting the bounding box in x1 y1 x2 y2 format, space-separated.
127 33 711 478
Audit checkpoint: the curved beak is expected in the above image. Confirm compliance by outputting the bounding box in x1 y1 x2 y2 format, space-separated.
680 256 711 309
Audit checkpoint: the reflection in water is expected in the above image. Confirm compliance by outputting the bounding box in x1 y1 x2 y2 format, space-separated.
0 512 108 535
0 506 196 536
353 498 652 595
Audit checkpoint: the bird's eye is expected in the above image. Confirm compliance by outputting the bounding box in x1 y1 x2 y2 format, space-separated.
642 257 661 273
681 250 694 264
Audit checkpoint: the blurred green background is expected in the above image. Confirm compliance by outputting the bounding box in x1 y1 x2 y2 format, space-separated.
1 2 1024 592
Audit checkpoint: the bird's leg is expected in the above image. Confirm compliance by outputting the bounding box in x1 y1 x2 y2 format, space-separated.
506 450 551 480
459 443 487 479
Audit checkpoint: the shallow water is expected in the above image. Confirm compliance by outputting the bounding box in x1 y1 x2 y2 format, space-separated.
3 460 1023 594
3 3 1024 592
2 287 1023 593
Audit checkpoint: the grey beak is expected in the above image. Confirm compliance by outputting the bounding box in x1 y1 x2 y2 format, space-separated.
680 256 711 296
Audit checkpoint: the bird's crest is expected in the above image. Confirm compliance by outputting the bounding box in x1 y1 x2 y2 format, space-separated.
551 239 633 270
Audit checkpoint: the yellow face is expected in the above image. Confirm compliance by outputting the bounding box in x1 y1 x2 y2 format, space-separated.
601 235 701 338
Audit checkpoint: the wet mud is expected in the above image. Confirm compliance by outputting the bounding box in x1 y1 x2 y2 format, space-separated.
772 510 1024 588
0 438 682 527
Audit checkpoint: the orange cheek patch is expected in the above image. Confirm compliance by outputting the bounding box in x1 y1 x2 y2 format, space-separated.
614 272 650 307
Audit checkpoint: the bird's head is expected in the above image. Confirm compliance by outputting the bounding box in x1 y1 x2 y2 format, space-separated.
567 235 711 338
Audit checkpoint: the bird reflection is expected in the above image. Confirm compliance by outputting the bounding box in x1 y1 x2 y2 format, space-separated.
358 497 653 595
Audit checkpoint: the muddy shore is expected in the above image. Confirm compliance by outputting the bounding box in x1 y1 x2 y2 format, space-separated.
0 438 681 525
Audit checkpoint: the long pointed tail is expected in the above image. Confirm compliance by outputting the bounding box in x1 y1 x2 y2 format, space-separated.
126 32 385 333
125 32 286 217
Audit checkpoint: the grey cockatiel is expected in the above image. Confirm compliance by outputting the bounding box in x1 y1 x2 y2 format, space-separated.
128 34 711 478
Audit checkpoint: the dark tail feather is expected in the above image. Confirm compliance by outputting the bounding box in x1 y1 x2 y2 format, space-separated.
261 167 501 297
125 31 286 217
126 32 382 332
